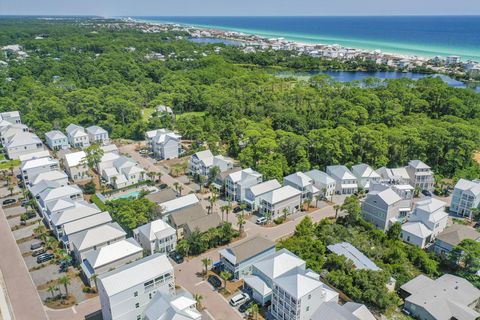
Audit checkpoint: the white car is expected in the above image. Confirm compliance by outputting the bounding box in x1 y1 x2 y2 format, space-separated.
256 217 267 225
229 293 249 307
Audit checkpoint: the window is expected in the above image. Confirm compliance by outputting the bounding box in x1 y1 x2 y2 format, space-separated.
137 316 141 320
306 306 309 312
134 291 138 297
135 303 139 308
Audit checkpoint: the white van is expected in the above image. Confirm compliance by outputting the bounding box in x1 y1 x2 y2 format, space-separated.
229 293 249 307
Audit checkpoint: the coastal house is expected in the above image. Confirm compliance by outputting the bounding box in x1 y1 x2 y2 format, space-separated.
31 170 68 187
450 178 480 219
361 186 409 231
64 151 90 182
21 156 59 186
0 111 21 124
326 165 358 195
45 130 69 150
311 302 376 320
86 125 109 145
244 179 282 210
400 197 448 248
159 193 200 220
101 155 145 189
0 123 28 145
49 201 102 239
432 224 480 257
66 124 90 149
304 169 336 200
144 290 201 320
168 203 222 239
376 166 411 185
98 254 175 320
133 219 177 255
225 168 263 202
406 160 435 191
219 235 276 279
283 171 320 201
5 132 44 160
400 274 480 320
351 163 381 190
187 150 234 179
62 211 113 248
18 150 50 163
155 105 174 116
70 222 127 262
145 128 181 160
258 185 302 219
81 238 143 287
36 183 83 212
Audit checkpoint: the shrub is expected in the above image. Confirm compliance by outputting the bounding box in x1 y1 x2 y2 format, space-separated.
274 216 286 225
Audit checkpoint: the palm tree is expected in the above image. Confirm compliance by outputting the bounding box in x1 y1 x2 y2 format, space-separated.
225 204 231 223
237 214 246 236
58 275 71 298
173 182 179 193
282 207 289 220
9 164 14 177
208 193 217 214
201 258 212 277
333 204 341 219
219 271 231 289
111 176 118 188
193 293 203 310
315 193 322 207
220 205 226 221
47 285 56 299
178 185 183 196
247 303 259 320
264 211 272 222
7 185 14 196
155 171 162 184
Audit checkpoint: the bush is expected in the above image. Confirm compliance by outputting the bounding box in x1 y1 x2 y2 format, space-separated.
274 216 286 225
82 181 96 195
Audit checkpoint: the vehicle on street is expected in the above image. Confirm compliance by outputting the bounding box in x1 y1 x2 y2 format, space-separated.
168 251 184 264
256 217 267 225
207 275 222 289
230 293 250 307
30 241 43 250
233 206 242 214
36 253 54 264
474 222 480 229
239 299 254 313
31 248 45 257
159 184 168 190
21 199 29 206
2 198 16 206
422 190 432 197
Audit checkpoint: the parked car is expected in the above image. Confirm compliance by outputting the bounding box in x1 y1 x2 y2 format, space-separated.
239 299 254 313
207 275 222 289
230 293 250 307
233 206 242 214
168 251 184 264
31 248 45 257
36 253 54 264
422 190 432 197
474 222 480 229
2 198 16 206
30 241 43 250
256 217 267 225
159 184 168 190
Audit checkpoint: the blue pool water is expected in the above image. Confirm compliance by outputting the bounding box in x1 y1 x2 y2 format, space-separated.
111 191 141 200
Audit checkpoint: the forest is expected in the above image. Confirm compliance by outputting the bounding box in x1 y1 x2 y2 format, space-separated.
1 17 480 181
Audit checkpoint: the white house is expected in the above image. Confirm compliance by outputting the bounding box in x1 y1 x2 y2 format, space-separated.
450 178 480 219
0 111 21 124
21 156 59 186
101 156 146 189
326 165 358 195
49 201 102 239
258 185 302 219
31 170 68 187
244 179 281 210
45 130 69 150
351 163 381 190
155 105 173 115
401 197 448 248
4 132 44 159
64 151 90 181
81 238 143 287
144 290 201 320
311 302 376 320
36 184 83 212
18 150 50 162
66 124 90 149
133 219 177 255
86 125 109 145
225 168 262 202
145 129 181 160
98 254 175 320
159 193 200 221
0 123 28 145
283 172 320 200
188 150 234 178
62 211 113 248
406 160 434 191
376 166 411 185
70 222 127 262
304 170 336 200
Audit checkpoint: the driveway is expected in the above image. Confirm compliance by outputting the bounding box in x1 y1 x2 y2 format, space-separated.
12 223 35 241
30 263 62 287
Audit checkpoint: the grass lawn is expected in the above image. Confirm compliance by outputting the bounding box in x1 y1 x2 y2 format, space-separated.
0 159 20 170
0 154 5 161
176 111 206 119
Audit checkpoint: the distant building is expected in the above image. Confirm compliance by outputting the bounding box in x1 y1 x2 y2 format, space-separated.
326 165 358 195
64 151 90 181
400 274 480 320
66 124 90 149
0 111 21 124
446 55 461 65
4 132 44 160
101 156 145 189
450 178 480 219
283 172 320 200
406 160 434 191
244 179 282 210
45 130 69 150
21 156 59 186
351 163 381 190
86 125 109 145
0 123 29 145
432 224 480 257
304 170 336 199
258 185 302 219
145 129 181 160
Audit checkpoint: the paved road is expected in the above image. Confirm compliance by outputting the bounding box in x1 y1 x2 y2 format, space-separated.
0 206 48 320
45 298 101 320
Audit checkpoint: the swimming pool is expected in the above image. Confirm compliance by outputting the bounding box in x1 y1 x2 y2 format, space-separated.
111 190 141 200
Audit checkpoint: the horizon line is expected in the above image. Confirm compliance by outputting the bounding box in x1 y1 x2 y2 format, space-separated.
1 14 480 17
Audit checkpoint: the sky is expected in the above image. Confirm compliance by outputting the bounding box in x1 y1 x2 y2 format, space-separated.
1 0 479 16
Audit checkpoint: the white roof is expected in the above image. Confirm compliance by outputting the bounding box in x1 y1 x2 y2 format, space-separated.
18 150 50 162
134 219 176 242
38 184 82 202
409 159 430 169
98 253 173 296
368 187 401 206
45 130 67 140
415 197 446 214
65 151 86 167
86 125 107 135
21 157 58 170
144 290 201 320
50 201 101 226
228 168 262 183
402 221 433 239
66 123 84 134
156 105 173 113
244 275 272 296
304 170 335 185
101 144 118 153
160 194 198 213
284 172 313 188
248 179 281 197
69 222 125 251
6 132 42 148
327 165 356 180
253 249 305 280
344 302 376 320
83 238 142 269
146 129 181 144
454 179 480 197
45 197 76 213
32 170 67 186
258 185 301 205
29 180 60 197
63 211 112 236
103 167 119 178
327 242 380 271
351 163 381 179
100 152 120 163
274 273 322 299
192 150 214 166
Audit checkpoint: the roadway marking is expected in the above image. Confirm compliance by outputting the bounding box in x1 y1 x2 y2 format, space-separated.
195 281 205 286
72 306 77 314
204 309 216 320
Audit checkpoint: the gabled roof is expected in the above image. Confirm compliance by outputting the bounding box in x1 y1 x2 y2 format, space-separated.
98 253 173 296
5 132 42 148
367 187 401 206
134 219 176 242
408 159 430 169
258 185 301 204
247 179 281 197
21 157 58 170
101 144 118 154
38 184 82 202
113 156 136 169
274 273 323 299
244 275 272 296
64 151 86 167
63 211 113 236
192 150 214 166
146 129 181 144
327 165 356 180
45 130 67 140
50 201 101 226
83 238 142 269
86 125 107 135
228 168 262 183
29 180 61 197
351 163 381 179
253 248 305 280
436 224 480 246
284 172 313 188
184 213 222 234
69 222 125 251
18 150 50 162
311 302 359 320
415 197 446 214
304 170 335 185
219 235 275 264
45 197 76 213
160 194 199 213
156 105 173 114
454 179 480 197
327 242 380 271
145 189 177 204
168 203 206 227
65 123 84 135
32 170 68 186
144 290 201 320
343 302 376 320
401 221 433 239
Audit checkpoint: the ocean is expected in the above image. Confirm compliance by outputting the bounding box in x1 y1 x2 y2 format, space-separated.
135 16 480 61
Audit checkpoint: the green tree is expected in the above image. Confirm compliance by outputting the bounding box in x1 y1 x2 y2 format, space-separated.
58 275 71 298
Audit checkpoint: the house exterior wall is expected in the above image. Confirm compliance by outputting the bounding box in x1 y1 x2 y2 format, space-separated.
6 142 44 160
450 188 480 218
66 164 90 181
432 239 455 257
74 234 127 263
46 137 69 150
22 162 59 186
271 283 328 320
361 195 402 231
403 301 436 320
259 194 302 219
88 132 109 145
400 230 427 248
